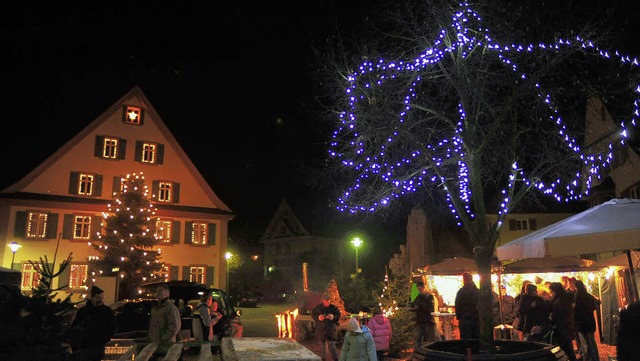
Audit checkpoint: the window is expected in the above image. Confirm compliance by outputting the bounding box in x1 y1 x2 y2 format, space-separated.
191 222 207 245
78 174 94 195
103 138 119 159
189 266 205 283
514 219 529 231
124 105 142 125
155 219 172 243
27 212 48 238
158 182 173 202
142 143 157 163
73 215 92 240
21 263 41 290
69 264 88 289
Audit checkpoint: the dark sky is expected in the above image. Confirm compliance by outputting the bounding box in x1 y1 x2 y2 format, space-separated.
2 1 640 269
1 1 380 230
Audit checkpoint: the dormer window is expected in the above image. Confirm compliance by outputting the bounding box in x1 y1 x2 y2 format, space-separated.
123 105 144 125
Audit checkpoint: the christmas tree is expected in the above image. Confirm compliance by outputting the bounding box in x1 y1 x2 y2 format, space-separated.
89 172 163 300
325 278 348 320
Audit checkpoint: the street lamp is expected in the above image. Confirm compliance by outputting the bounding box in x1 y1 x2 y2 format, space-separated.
8 242 22 270
351 237 363 277
225 251 232 292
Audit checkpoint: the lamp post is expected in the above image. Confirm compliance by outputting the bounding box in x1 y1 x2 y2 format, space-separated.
8 242 22 270
351 237 363 277
225 251 232 292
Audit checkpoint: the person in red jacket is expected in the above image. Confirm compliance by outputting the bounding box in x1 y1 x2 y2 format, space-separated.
367 306 392 361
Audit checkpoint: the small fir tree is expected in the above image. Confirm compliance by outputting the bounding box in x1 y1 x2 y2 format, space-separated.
90 172 163 300
325 279 348 320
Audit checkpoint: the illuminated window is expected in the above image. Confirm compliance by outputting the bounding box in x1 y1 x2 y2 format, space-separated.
27 212 48 238
78 174 94 195
158 182 172 202
103 138 118 159
155 219 172 243
69 264 88 288
142 143 157 163
192 223 207 245
21 263 41 290
73 216 92 240
124 106 142 125
189 266 205 283
153 264 170 280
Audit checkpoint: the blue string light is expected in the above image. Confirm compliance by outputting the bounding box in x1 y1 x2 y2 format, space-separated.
329 2 639 220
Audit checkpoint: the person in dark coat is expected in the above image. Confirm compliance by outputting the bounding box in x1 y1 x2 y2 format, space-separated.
573 280 599 361
519 284 548 340
410 281 435 348
548 282 576 361
454 272 480 340
312 293 341 361
617 300 640 361
70 286 116 361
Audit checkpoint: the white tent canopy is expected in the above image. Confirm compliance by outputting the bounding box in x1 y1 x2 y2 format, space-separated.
496 198 640 261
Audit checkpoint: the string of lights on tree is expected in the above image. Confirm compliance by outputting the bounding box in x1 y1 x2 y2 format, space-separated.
330 2 640 223
87 172 165 298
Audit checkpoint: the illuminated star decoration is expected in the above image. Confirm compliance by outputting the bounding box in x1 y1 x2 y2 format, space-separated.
329 2 639 222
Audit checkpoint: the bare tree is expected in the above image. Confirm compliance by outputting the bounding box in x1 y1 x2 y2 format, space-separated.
315 0 639 348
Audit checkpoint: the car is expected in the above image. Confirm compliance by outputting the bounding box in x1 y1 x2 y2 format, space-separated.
230 292 258 308
110 281 242 339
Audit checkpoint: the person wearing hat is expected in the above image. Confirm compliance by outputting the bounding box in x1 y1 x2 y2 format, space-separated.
312 293 342 361
339 318 377 361
69 285 116 361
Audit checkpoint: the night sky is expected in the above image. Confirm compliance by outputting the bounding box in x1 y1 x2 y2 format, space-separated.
2 2 640 271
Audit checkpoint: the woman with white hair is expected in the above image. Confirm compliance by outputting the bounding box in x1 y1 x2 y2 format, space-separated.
339 318 377 361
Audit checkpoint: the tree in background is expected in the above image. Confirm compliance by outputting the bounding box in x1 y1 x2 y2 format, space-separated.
325 278 349 320
89 172 162 300
318 0 639 349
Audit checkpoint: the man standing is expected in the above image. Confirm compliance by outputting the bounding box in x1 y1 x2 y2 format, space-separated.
148 283 181 357
312 293 341 361
455 272 480 340
410 281 435 349
70 286 116 361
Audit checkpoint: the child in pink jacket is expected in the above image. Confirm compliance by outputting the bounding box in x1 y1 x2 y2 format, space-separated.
367 306 392 361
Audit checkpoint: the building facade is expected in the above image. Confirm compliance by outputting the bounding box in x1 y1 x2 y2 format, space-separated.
0 87 234 301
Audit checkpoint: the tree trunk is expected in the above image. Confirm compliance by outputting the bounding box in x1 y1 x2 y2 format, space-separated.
476 251 495 352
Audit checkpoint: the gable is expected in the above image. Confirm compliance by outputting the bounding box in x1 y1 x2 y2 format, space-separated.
261 198 309 240
2 86 231 212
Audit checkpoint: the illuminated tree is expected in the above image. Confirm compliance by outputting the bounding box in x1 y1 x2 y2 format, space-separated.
90 172 163 300
374 267 415 358
320 0 639 347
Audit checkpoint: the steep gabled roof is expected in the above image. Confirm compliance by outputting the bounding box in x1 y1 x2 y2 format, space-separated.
2 86 231 213
260 198 309 240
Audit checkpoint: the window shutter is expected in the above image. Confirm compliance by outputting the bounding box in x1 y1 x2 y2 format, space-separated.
152 180 159 200
112 176 122 197
62 215 74 239
14 211 28 237
173 183 180 203
156 144 165 164
508 219 516 231
138 109 145 125
118 139 127 160
207 223 217 246
170 266 179 281
94 175 103 196
94 136 104 157
206 267 214 287
184 222 193 244
69 172 79 195
171 221 181 244
183 266 190 281
58 263 70 289
91 216 102 240
134 141 143 162
529 219 537 231
46 213 59 239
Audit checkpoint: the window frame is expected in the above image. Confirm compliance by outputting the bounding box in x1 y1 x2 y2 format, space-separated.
68 263 89 289
191 222 207 245
514 219 529 231
155 219 172 243
21 263 41 290
103 137 119 159
158 181 173 202
73 215 93 240
78 173 95 195
189 266 206 284
124 105 143 125
27 212 48 239
141 143 157 164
